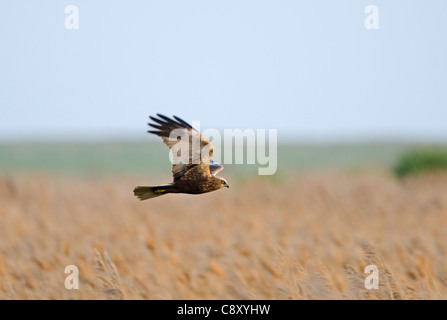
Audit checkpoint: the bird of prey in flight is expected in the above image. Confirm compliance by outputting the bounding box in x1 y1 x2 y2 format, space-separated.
133 114 229 200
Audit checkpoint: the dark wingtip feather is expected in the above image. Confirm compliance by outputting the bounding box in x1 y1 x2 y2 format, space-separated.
157 114 178 125
148 130 162 135
173 115 192 128
148 123 162 129
147 114 193 138
149 115 167 126
156 113 176 121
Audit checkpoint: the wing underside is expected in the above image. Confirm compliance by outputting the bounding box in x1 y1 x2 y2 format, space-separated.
209 160 223 176
148 114 218 181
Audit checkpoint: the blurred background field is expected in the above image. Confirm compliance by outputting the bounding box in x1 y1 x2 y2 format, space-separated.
1 142 447 299
0 142 435 177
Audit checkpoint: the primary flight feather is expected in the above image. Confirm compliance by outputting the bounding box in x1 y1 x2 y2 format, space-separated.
133 114 229 200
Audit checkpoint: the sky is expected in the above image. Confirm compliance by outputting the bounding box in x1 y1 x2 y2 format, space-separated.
0 1 446 143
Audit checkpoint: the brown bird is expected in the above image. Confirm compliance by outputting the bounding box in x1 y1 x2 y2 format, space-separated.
133 114 229 200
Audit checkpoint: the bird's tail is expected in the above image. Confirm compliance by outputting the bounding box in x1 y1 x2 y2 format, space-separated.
133 184 172 201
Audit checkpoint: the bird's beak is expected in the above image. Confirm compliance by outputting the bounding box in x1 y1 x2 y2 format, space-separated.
225 183 230 188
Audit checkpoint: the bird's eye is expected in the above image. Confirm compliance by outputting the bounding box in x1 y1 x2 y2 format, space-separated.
221 180 225 184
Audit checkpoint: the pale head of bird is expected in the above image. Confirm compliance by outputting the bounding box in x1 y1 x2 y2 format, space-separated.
216 177 230 189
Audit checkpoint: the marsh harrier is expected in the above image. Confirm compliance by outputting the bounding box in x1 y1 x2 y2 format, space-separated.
133 114 229 200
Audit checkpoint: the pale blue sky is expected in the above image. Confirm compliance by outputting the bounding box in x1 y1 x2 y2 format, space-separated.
1 1 446 142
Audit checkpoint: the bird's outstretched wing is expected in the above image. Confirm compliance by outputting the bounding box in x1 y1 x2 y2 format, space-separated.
209 160 224 176
148 114 214 181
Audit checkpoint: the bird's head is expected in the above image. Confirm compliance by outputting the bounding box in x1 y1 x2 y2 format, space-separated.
218 177 230 189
